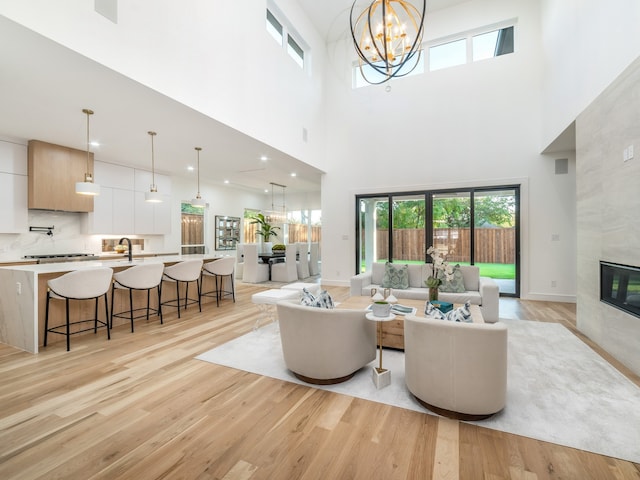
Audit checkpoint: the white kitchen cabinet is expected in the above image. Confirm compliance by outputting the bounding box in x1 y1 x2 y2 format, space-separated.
85 186 113 233
94 161 135 190
0 172 28 233
84 163 154 234
0 139 28 175
133 191 171 234
0 139 28 233
112 188 135 233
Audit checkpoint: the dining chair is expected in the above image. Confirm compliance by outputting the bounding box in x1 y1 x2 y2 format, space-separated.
271 244 298 282
308 242 320 276
296 242 310 280
242 243 269 283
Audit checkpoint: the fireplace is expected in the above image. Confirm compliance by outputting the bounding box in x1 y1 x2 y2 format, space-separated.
600 261 640 318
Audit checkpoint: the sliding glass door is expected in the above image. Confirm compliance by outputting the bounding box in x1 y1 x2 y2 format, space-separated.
356 185 519 297
474 188 518 295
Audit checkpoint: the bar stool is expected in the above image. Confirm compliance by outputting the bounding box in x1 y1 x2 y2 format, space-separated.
110 262 164 332
201 257 236 306
160 259 203 318
44 267 113 351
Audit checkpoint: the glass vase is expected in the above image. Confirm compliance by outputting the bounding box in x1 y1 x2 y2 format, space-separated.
429 287 438 302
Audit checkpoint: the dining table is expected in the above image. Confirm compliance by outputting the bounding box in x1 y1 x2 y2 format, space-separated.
257 252 286 280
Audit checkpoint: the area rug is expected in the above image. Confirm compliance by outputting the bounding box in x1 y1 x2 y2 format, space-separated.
196 318 640 463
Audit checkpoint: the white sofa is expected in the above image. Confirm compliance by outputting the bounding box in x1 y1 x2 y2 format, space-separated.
276 300 376 384
404 314 508 419
350 262 500 322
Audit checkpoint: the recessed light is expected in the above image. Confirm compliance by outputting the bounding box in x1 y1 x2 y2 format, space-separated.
290 172 297 177
224 179 229 184
260 155 268 161
264 189 269 193
187 165 194 171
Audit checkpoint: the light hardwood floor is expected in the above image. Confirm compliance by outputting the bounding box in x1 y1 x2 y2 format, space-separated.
0 284 639 480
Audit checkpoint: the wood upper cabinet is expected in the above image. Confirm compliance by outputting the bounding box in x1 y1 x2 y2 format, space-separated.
27 140 94 212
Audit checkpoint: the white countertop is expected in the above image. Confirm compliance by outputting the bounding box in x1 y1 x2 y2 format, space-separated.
0 254 227 274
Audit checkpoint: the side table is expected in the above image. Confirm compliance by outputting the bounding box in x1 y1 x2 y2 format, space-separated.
365 311 396 389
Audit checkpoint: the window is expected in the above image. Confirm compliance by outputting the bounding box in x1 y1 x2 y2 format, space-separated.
429 39 466 71
266 10 283 46
473 26 514 62
287 35 304 68
428 22 515 73
266 7 307 70
181 202 206 254
353 54 425 88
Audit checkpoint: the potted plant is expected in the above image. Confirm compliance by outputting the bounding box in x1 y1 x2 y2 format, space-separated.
250 213 280 242
425 246 453 301
271 243 286 254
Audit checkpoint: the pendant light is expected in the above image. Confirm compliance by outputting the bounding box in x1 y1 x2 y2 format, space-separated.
75 108 101 195
144 131 163 203
190 147 206 208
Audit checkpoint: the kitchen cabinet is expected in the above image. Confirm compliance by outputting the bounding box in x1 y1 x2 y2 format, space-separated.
83 162 135 234
27 140 94 212
84 187 135 234
0 139 28 233
133 191 171 234
0 173 28 233
133 170 171 235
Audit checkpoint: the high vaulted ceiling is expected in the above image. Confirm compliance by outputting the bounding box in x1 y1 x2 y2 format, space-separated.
0 15 322 195
0 1 467 195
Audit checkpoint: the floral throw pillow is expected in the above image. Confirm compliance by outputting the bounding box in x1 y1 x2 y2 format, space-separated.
300 287 316 306
381 262 409 289
300 288 334 309
425 301 473 322
312 290 335 309
438 264 466 293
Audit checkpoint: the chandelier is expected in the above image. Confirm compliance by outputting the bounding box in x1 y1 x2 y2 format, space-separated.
266 182 286 224
350 0 426 85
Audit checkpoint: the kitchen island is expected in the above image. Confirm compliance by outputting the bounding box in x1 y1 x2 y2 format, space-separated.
0 254 225 353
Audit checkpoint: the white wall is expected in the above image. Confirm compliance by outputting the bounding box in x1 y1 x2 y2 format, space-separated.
540 0 640 149
319 0 577 301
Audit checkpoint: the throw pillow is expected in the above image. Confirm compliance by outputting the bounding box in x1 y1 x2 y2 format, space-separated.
300 287 316 306
312 290 335 309
424 301 445 319
444 301 473 322
381 262 409 289
438 264 466 293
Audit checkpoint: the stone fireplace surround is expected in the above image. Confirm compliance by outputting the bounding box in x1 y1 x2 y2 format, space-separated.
576 56 640 376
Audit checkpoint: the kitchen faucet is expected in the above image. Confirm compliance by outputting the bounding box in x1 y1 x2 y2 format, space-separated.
119 237 132 262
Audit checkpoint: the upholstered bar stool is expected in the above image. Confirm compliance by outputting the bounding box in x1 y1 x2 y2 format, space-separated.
160 259 203 318
110 262 164 332
201 257 236 307
44 267 113 351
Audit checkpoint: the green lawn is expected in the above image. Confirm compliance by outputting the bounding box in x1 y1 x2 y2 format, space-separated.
370 260 515 279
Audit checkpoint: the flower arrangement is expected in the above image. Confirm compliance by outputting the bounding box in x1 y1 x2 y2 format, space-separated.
425 246 453 289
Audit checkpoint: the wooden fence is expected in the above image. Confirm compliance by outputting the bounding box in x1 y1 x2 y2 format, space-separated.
376 228 515 264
